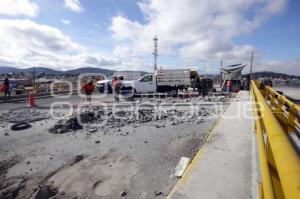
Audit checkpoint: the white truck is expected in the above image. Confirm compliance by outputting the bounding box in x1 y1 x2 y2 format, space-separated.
121 69 191 96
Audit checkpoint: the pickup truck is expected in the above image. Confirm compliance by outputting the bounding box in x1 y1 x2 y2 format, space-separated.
121 69 191 96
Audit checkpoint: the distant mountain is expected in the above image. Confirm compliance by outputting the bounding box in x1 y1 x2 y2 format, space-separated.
64 67 116 76
243 71 300 79
0 66 62 75
0 66 148 77
30 67 60 74
0 66 23 74
2 66 298 79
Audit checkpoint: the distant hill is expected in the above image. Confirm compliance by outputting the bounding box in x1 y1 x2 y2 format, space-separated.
0 66 151 77
243 71 300 79
0 66 152 77
0 66 61 75
0 66 24 74
1 66 298 79
63 67 116 76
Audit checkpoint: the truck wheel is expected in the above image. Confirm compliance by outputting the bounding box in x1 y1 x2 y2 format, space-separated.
171 89 178 97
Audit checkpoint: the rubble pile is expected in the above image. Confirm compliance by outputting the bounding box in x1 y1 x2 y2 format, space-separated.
49 109 99 134
143 95 228 104
49 105 218 134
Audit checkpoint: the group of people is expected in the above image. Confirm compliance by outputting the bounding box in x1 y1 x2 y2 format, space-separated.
81 76 122 105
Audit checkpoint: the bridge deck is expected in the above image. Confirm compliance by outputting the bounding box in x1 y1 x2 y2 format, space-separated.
168 91 257 199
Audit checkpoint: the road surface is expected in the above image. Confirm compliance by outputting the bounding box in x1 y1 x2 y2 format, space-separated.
0 93 115 111
0 94 229 198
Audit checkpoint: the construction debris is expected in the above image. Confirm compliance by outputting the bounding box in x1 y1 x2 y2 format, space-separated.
175 157 191 177
48 104 219 135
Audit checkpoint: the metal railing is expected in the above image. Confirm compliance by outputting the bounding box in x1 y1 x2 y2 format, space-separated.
251 80 300 199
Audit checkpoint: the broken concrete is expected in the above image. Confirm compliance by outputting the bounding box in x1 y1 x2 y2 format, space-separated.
48 102 221 136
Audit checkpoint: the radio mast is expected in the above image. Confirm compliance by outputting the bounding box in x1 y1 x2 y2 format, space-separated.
153 35 158 71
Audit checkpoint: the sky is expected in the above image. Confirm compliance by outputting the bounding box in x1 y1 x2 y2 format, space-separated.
0 0 299 75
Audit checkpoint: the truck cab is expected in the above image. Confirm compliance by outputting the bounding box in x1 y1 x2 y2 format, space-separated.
122 74 156 94
134 74 156 93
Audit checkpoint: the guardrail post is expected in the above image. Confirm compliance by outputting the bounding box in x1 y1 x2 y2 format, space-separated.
287 104 297 133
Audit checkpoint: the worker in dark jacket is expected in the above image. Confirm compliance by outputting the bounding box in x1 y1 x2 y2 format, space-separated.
3 77 10 101
196 76 205 96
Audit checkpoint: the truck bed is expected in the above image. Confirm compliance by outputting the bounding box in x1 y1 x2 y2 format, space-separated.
156 69 191 86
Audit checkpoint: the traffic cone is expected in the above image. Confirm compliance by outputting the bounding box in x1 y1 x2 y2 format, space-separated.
28 91 35 107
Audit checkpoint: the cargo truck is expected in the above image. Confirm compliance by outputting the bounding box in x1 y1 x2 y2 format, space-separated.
121 69 191 96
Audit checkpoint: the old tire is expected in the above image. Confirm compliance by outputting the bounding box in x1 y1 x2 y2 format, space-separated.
11 122 32 131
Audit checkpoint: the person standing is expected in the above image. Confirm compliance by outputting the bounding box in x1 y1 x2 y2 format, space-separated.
112 76 121 102
226 80 233 95
3 77 10 102
82 80 95 106
196 76 205 96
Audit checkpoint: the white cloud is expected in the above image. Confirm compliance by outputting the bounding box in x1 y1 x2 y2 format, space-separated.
64 0 84 13
61 19 71 25
0 19 120 70
110 0 288 69
0 0 39 17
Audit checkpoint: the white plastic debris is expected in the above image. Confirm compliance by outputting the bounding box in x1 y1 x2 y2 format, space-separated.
175 157 190 177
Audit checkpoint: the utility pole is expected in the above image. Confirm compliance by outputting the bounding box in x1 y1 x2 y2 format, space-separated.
33 65 36 91
153 35 158 71
250 51 254 81
220 60 223 88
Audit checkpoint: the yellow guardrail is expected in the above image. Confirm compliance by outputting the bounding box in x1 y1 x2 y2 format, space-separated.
251 80 300 199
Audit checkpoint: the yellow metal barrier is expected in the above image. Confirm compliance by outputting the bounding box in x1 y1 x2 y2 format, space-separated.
251 80 300 199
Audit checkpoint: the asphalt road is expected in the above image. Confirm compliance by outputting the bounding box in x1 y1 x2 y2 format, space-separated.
0 93 116 111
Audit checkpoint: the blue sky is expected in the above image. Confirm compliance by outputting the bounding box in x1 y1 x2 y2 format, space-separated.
234 0 300 61
0 0 299 75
